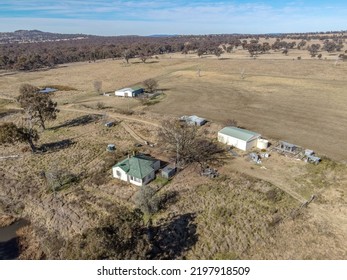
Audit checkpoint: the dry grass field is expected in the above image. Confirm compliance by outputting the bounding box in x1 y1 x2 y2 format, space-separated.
1 45 347 259
1 47 346 161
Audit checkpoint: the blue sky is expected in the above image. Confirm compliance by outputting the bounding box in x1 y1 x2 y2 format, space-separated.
0 1 346 35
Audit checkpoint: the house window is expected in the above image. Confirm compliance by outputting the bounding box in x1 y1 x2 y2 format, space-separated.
130 176 141 183
116 170 121 177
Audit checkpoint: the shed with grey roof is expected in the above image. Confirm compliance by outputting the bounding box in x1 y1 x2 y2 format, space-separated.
218 126 261 151
180 115 207 126
161 165 176 179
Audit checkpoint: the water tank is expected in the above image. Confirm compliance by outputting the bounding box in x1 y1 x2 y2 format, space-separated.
257 139 269 150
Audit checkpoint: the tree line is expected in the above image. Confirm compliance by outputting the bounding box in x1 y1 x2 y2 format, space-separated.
1 32 346 71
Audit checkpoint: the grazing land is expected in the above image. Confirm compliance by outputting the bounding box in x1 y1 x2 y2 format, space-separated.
0 45 347 260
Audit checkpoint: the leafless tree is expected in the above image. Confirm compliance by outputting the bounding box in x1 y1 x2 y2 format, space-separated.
223 119 238 127
93 80 102 94
44 168 77 194
158 119 225 169
96 101 105 109
134 186 160 216
240 68 245 79
143 78 158 93
139 54 149 63
122 49 132 64
158 119 197 168
197 68 201 77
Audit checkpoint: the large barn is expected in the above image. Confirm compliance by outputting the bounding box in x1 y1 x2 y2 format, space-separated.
218 127 261 151
115 86 143 97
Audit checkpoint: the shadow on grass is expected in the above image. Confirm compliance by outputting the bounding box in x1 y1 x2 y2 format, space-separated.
0 109 21 119
49 114 102 130
132 61 159 65
38 139 75 152
148 213 197 259
0 238 19 260
145 61 159 64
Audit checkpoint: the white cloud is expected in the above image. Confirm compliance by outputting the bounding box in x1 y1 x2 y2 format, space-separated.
0 1 346 34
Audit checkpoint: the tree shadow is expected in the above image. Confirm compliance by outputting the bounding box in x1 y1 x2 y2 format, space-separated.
146 61 159 64
0 109 20 119
0 237 19 260
38 139 75 152
49 114 102 130
148 213 198 259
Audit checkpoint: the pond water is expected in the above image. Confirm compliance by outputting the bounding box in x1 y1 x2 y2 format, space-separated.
0 219 29 260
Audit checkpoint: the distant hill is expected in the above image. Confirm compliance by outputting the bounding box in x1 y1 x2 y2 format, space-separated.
0 30 90 44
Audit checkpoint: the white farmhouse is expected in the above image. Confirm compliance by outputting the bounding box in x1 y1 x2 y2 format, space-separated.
218 127 261 151
112 155 160 186
115 86 143 97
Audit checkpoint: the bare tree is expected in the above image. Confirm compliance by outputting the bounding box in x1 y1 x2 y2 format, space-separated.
240 68 245 79
139 54 149 63
158 119 197 168
143 78 158 93
44 168 78 194
223 119 238 127
134 186 160 217
17 83 59 130
93 80 102 94
158 119 225 169
122 49 133 64
197 68 201 77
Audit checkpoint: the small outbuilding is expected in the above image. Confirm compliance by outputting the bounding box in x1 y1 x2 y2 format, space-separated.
105 121 115 127
257 139 269 150
115 86 144 97
161 165 176 179
278 141 298 154
106 144 116 152
39 87 57 94
180 115 207 126
218 126 261 151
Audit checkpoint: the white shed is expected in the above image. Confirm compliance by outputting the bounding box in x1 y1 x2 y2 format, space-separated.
115 87 143 97
218 127 261 151
180 115 207 126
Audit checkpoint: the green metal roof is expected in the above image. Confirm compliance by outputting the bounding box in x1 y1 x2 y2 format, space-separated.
114 155 156 179
218 127 260 142
131 86 143 91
